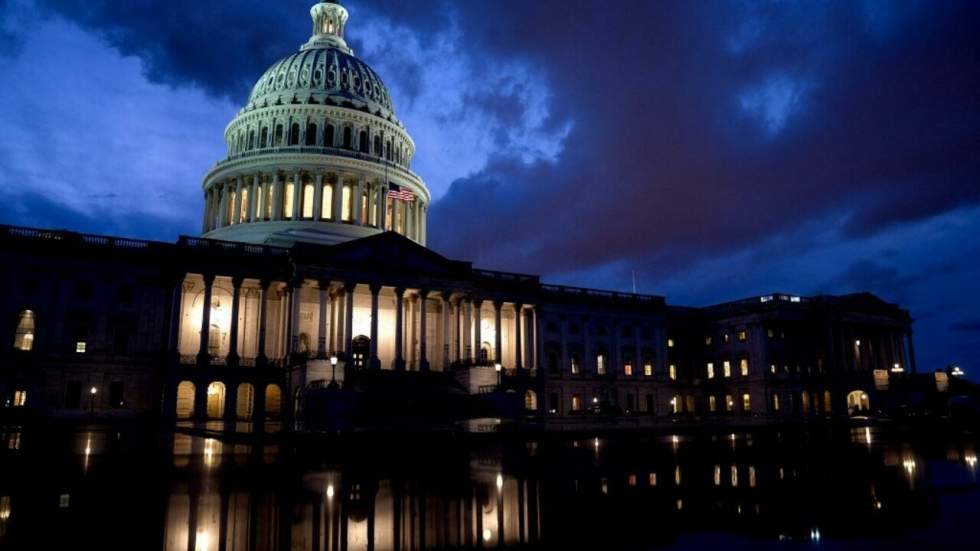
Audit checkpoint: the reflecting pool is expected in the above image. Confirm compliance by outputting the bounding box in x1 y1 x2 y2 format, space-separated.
0 425 978 549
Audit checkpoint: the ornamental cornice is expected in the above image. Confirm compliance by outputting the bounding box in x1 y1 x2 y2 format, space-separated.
224 105 414 150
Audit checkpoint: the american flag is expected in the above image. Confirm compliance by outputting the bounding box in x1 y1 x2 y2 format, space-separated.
387 183 415 202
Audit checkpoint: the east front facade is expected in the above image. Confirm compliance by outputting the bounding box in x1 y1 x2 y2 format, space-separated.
0 2 921 431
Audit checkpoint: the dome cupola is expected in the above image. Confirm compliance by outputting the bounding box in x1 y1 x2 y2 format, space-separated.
199 1 429 248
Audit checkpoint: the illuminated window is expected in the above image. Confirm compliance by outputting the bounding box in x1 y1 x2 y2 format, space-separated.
723 361 731 378
731 465 739 487
341 184 352 221
624 361 633 376
770 364 777 374
742 393 751 412
283 181 295 218
772 393 780 411
301 182 315 219
725 394 734 412
824 390 832 413
749 466 757 487
667 338 675 348
708 395 717 412
75 341 87 354
239 186 249 221
740 358 749 376
570 355 580 374
571 394 583 412
767 328 774 338
675 465 682 485
714 465 722 486
670 396 680 414
14 310 35 351
737 330 748 342
643 362 653 377
706 363 715 379
321 183 334 219
13 390 27 407
628 473 637 487
596 354 606 375
704 336 712 346
669 364 677 380
648 473 657 486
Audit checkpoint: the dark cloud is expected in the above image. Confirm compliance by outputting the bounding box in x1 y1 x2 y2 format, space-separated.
951 320 980 333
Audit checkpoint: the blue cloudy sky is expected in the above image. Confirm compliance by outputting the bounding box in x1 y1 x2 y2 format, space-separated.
0 0 977 376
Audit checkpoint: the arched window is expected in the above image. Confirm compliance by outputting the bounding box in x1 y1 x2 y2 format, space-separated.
206 382 226 419
247 130 255 150
324 124 335 147
260 127 269 148
342 127 352 149
175 381 195 419
14 310 35 351
846 390 870 415
524 390 538 411
289 123 300 146
359 130 369 153
385 140 392 160
305 123 317 146
274 124 284 146
265 385 282 418
373 135 382 156
302 182 315 219
236 383 254 420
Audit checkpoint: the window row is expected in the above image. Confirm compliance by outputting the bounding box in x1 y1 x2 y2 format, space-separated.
228 121 410 166
13 309 140 356
705 359 751 379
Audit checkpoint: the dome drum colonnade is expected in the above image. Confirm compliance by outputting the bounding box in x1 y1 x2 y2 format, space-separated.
201 0 429 247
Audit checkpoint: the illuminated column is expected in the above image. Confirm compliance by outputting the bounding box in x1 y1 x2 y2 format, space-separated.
344 283 355 360
369 284 381 369
197 273 215 365
289 280 303 355
227 276 243 367
531 307 539 370
313 174 324 222
256 280 270 365
442 292 452 369
317 281 329 358
394 288 406 370
514 303 524 370
473 299 484 363
493 301 503 364
463 299 473 362
233 176 244 224
333 175 344 222
454 298 463 362
248 176 258 222
419 290 430 372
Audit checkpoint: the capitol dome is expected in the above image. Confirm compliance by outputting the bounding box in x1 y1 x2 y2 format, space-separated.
200 0 429 248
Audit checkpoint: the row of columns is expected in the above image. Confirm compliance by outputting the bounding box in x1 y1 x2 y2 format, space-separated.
202 171 427 243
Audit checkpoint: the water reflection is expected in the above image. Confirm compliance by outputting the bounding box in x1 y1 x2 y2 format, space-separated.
0 426 978 549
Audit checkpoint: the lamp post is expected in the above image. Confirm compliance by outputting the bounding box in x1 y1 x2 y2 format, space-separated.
89 386 98 413
495 362 502 388
329 355 339 389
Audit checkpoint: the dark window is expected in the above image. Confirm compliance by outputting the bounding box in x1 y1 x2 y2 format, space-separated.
641 327 653 339
549 393 559 412
646 394 654 413
247 130 255 150
342 127 352 149
373 135 382 156
305 123 317 146
324 124 335 146
113 328 130 355
547 351 558 373
570 323 581 334
359 131 369 153
109 382 124 409
626 394 635 413
260 127 268 147
274 124 284 146
118 285 134 304
546 321 558 333
289 123 300 145
65 381 82 409
23 279 39 296
76 281 94 300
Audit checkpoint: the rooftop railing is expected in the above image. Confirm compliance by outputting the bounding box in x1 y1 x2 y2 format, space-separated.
213 146 419 179
540 283 663 303
1 224 158 249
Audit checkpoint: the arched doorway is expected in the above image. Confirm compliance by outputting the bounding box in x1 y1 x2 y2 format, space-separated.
524 390 538 412
352 335 370 369
299 333 311 354
206 382 226 419
265 384 282 419
480 342 491 364
847 390 870 415
236 383 254 420
176 381 195 419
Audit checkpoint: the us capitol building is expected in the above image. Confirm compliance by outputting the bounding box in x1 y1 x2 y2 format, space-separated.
0 2 922 430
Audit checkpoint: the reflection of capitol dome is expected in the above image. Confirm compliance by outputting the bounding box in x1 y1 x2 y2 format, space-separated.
200 0 429 247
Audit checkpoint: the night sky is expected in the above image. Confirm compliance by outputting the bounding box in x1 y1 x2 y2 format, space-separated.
0 0 977 376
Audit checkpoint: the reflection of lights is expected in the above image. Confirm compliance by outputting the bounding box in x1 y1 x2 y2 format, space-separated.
496 474 503 491
891 363 904 373
482 529 492 542
671 435 679 452
965 454 977 469
874 500 883 510
903 458 916 476
0 496 10 520
951 366 965 377
594 438 600 450
865 427 873 447
196 530 211 551
204 439 218 467
326 484 335 499
810 528 821 542
89 386 97 395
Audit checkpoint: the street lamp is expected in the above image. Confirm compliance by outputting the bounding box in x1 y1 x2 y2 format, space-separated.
495 362 502 387
89 386 97 413
329 355 339 389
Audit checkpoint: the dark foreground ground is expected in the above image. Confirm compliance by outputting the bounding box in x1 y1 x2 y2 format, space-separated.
0 422 977 550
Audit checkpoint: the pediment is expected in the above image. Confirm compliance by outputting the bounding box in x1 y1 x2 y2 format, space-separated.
292 231 472 279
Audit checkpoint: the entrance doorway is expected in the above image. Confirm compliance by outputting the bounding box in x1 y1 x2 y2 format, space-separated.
847 390 870 415
206 382 226 419
352 335 370 369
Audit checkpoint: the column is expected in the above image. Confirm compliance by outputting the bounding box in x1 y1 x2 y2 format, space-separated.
369 284 381 369
313 174 324 222
344 283 355 360
292 171 302 220
462 299 472 363
289 280 302 355
473 299 483 364
353 180 364 224
233 176 244 224
441 292 452 369
218 184 229 227
317 281 329 358
272 173 283 221
454 298 462 362
394 288 405 370
227 276 243 366
333 176 344 222
201 190 211 233
377 180 387 229
493 301 503 365
197 274 215 364
531 307 539 370
420 204 427 245
514 303 524 370
419 290 430 372
248 176 258 222
256 281 270 366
